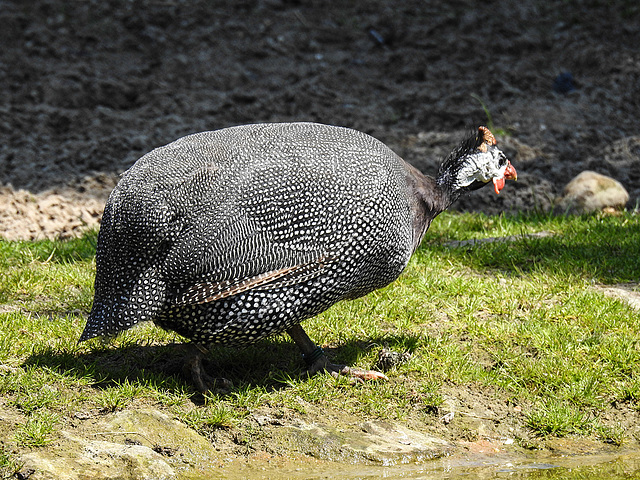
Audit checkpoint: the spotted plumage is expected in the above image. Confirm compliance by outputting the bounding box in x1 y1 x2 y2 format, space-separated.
81 122 516 383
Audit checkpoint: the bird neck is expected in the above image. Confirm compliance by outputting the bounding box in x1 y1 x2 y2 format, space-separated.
434 136 482 207
434 167 464 209
404 163 456 252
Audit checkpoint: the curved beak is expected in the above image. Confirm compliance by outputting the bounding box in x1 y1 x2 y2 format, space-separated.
492 161 517 194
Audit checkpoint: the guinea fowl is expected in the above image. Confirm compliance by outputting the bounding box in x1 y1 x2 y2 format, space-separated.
80 122 516 391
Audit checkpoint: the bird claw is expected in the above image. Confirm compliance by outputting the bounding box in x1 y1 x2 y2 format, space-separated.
344 367 389 381
328 365 389 383
288 325 388 383
185 362 233 393
181 344 233 393
306 354 388 383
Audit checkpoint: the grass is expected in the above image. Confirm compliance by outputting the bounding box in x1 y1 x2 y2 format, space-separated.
0 210 639 451
14 410 60 448
0 444 21 479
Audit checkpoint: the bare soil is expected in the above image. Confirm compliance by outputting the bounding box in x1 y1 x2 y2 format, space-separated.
1 0 639 240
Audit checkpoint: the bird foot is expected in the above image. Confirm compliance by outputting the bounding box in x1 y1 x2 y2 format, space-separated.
181 344 233 393
326 364 389 383
304 346 388 383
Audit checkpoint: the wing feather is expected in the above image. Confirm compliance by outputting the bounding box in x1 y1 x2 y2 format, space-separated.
172 256 330 305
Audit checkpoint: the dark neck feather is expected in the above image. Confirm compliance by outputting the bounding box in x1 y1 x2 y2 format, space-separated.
405 129 493 250
404 162 455 252
404 141 482 250
435 129 484 202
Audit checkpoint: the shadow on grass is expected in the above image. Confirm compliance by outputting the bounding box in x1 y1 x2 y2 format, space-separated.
429 215 640 283
22 331 423 396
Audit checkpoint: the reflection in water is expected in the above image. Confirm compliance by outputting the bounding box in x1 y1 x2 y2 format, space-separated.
219 451 640 479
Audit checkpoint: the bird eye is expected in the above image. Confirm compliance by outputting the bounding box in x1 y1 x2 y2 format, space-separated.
497 152 507 168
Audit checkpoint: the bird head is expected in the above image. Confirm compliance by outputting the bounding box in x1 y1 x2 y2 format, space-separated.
439 126 517 195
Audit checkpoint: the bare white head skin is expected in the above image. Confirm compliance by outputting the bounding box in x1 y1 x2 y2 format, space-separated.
441 126 517 195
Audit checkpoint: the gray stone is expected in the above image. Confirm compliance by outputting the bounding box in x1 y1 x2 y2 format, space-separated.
561 171 629 213
283 418 452 464
20 431 176 480
17 409 221 480
594 283 640 311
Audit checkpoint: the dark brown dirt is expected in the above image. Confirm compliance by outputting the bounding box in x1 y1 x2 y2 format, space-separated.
1 0 639 239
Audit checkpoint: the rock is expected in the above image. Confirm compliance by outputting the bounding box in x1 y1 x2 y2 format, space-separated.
15 408 453 478
283 418 452 464
359 420 451 461
594 283 640 311
20 431 176 480
17 409 222 480
375 346 411 372
104 409 220 467
560 171 629 213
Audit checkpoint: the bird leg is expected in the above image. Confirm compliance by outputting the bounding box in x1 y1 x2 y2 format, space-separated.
181 343 233 393
286 324 388 382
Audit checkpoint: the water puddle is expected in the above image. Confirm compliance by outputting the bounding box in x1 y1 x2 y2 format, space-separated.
216 450 640 479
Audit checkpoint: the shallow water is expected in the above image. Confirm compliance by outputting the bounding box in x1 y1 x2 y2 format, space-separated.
217 451 640 480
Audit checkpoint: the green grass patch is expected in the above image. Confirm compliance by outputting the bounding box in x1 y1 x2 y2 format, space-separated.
0 444 21 479
0 212 639 444
525 398 594 436
15 410 60 447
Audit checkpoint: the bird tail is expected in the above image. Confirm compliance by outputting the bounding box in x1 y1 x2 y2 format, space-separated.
79 274 167 343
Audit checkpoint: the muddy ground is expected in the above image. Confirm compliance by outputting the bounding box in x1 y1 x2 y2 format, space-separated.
1 0 639 240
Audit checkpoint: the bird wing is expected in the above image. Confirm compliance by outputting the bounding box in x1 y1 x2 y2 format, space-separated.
171 255 331 306
156 155 341 304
